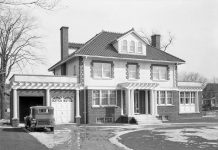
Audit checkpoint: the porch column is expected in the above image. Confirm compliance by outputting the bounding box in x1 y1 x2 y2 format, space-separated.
125 89 131 116
13 89 18 119
46 89 50 106
150 90 153 115
153 90 158 116
145 90 149 114
75 89 81 124
196 91 199 113
121 90 124 115
130 89 134 116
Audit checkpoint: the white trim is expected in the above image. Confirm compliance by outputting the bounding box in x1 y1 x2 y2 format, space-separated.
78 55 185 64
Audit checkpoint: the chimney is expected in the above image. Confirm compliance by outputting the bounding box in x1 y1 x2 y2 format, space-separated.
60 26 69 60
151 34 161 49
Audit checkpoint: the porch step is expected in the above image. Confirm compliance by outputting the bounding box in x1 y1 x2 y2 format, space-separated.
133 115 162 125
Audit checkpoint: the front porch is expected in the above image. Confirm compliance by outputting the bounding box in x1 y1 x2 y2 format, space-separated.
119 82 160 124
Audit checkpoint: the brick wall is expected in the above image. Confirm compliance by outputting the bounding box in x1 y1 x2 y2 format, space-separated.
157 91 203 121
86 89 121 124
157 91 179 120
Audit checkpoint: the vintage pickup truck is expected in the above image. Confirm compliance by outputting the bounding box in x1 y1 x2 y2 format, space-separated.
24 106 55 132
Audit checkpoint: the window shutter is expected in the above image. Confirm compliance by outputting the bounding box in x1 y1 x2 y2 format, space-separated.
150 65 153 80
90 61 94 78
126 63 129 79
136 64 140 79
167 66 170 80
111 62 114 78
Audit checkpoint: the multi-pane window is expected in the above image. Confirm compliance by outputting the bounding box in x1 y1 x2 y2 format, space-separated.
130 41 135 53
138 42 143 53
93 62 111 78
180 92 196 104
92 90 117 106
152 66 167 80
128 64 137 79
167 91 173 104
157 91 173 105
93 90 100 105
122 40 127 52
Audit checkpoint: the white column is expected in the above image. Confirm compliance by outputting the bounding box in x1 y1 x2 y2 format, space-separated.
150 90 153 115
130 89 134 116
145 90 149 114
13 89 18 119
121 90 124 115
196 91 199 112
153 90 158 116
46 89 50 106
125 89 131 116
76 89 81 118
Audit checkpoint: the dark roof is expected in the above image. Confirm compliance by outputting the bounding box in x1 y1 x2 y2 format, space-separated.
49 30 185 71
68 42 84 49
203 83 218 99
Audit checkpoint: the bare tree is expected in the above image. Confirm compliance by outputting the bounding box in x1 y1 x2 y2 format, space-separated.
0 8 43 119
140 30 174 51
0 0 59 10
178 72 208 84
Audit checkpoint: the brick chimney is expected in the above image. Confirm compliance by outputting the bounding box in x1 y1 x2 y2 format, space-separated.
151 34 160 49
60 26 69 60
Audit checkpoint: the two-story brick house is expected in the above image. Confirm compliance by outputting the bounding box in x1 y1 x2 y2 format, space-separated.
10 27 204 125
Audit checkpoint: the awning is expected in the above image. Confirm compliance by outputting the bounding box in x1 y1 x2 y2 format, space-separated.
118 82 159 90
11 81 81 90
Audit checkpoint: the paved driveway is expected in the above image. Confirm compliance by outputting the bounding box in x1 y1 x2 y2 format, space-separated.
0 127 48 150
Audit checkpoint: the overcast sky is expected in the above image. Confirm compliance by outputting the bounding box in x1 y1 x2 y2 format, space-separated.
17 0 218 80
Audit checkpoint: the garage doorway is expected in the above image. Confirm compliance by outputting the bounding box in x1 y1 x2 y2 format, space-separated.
19 97 43 122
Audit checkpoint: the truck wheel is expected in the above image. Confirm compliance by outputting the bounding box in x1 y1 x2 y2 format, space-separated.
50 127 54 132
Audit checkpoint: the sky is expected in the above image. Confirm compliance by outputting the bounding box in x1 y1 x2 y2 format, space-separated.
13 0 218 80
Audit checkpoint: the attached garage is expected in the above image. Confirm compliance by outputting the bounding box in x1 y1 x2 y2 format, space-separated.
10 75 82 126
50 90 75 124
19 96 43 122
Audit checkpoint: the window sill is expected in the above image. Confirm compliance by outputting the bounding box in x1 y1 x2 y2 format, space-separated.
158 104 175 107
92 77 113 80
92 105 118 108
152 79 168 82
128 78 139 81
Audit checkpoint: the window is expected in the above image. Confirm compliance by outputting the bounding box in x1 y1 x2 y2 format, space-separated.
138 42 143 53
93 90 100 106
160 91 166 104
129 41 135 53
157 91 173 105
93 62 111 78
92 90 117 106
167 91 173 104
128 64 137 79
39 109 49 113
122 40 127 52
180 92 196 104
152 66 168 80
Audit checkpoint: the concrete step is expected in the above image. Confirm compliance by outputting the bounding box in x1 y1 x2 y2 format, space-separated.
133 115 162 125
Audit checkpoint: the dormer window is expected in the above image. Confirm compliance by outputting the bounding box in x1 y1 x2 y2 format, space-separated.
122 40 127 52
129 41 135 53
138 42 143 53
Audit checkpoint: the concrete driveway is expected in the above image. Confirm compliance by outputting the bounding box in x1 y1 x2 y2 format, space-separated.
0 127 48 150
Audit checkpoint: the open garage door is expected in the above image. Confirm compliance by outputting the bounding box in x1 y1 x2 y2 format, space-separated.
19 97 43 122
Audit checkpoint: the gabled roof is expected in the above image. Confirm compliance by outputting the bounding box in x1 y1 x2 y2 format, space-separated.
49 29 185 71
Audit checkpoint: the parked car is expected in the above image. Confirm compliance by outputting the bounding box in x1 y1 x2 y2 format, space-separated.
24 106 55 132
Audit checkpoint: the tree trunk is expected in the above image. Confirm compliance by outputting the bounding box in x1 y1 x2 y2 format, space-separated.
0 85 6 119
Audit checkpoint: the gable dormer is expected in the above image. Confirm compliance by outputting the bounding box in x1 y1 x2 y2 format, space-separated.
113 29 147 56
